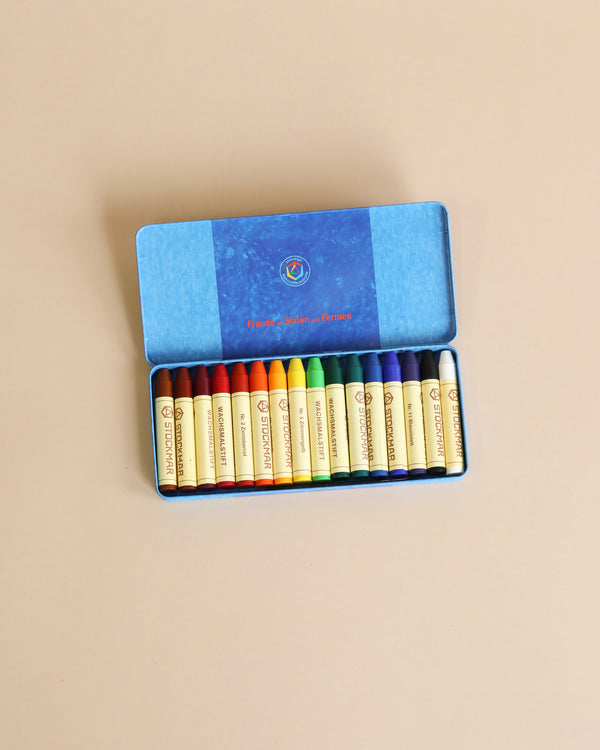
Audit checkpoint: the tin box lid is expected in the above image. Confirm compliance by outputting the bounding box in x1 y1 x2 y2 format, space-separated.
135 201 457 366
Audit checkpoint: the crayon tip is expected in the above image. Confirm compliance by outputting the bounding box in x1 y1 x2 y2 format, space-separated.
419 350 438 380
401 351 420 382
364 352 382 383
174 367 193 398
438 350 457 380
231 362 249 392
325 355 344 385
193 365 211 397
287 358 306 388
382 351 401 382
306 357 325 388
344 353 363 384
154 368 173 397
268 359 287 390
211 363 230 394
249 360 268 391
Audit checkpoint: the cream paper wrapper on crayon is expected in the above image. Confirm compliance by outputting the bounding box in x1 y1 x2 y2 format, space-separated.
250 390 273 482
384 381 408 472
212 393 235 483
307 387 330 478
403 381 427 471
288 386 311 479
422 378 446 470
440 379 464 474
345 382 369 473
365 381 388 473
231 392 254 482
193 394 216 485
325 383 350 474
155 396 177 486
269 388 293 480
174 396 197 487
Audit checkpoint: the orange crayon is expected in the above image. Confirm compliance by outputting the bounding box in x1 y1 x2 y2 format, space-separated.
268 360 293 485
250 361 274 486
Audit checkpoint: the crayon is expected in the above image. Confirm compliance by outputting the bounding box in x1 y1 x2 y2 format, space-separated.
402 351 427 476
438 350 465 475
230 363 255 487
306 357 331 481
154 368 177 493
382 352 408 478
211 363 235 488
193 365 216 489
420 350 446 475
268 360 293 485
364 353 389 478
344 354 369 478
324 356 350 479
174 367 197 491
249 360 274 486
287 358 312 483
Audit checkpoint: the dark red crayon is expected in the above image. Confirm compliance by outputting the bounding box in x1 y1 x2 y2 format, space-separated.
173 367 197 491
154 368 177 493
211 364 235 488
193 366 216 489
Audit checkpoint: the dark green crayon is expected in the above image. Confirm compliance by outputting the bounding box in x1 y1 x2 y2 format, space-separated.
344 354 369 478
325 356 350 479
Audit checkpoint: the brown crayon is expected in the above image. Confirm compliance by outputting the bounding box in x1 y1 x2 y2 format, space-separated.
174 367 197 491
154 369 177 493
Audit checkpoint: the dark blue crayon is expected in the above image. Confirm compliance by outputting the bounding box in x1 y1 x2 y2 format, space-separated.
382 352 408 478
363 353 389 478
401 351 427 476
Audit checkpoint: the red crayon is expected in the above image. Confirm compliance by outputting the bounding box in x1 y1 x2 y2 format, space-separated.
193 365 216 489
174 368 197 491
230 362 255 487
249 360 274 486
211 364 235 488
154 368 177 493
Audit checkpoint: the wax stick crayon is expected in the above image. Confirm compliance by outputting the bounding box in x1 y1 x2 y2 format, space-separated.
438 350 465 475
287 358 312 483
382 352 408 478
364 353 389 478
344 354 369 478
402 351 427 476
154 368 177 493
211 363 235 488
230 363 255 487
420 350 446 475
174 367 197 491
193 365 216 489
324 356 350 480
249 360 274 486
306 357 331 481
268 360 293 485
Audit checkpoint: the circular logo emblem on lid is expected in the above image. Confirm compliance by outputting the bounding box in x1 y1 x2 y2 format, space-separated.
280 255 311 287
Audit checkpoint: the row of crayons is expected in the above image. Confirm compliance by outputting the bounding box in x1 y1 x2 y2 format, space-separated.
153 350 464 493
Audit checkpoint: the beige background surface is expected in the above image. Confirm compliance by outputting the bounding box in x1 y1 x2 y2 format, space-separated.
2 1 599 748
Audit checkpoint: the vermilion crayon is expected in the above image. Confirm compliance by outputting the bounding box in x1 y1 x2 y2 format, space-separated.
382 352 408 478
344 354 369 478
420 350 446 475
231 363 255 487
287 358 311 483
306 357 330 481
193 365 216 489
402 351 427 476
249 360 274 486
211 364 235 488
268 360 293 485
438 350 465 475
174 367 197 491
364 353 389 478
154 368 177 493
324 356 350 479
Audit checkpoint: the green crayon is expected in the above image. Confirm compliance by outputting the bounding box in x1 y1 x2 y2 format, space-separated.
306 357 330 481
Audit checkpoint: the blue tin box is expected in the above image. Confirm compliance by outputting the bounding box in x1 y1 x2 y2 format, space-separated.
136 201 467 499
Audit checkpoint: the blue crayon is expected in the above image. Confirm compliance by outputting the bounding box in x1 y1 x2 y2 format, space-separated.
382 352 408 478
363 353 389 478
401 351 427 476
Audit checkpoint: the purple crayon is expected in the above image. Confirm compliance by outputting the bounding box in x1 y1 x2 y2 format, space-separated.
401 351 427 476
382 352 408 478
